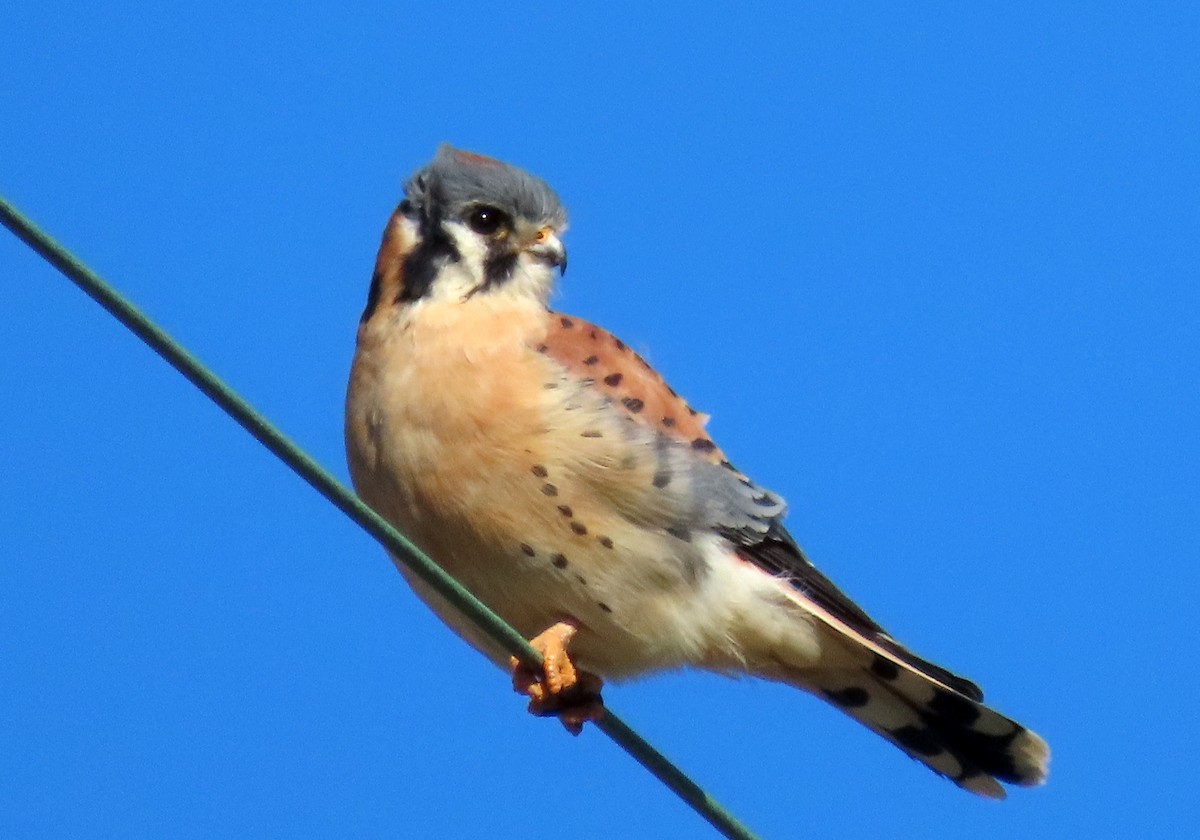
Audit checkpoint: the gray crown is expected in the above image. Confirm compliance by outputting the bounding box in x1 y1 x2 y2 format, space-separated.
405 145 567 228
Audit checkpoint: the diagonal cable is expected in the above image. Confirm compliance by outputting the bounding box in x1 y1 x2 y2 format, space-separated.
0 196 760 840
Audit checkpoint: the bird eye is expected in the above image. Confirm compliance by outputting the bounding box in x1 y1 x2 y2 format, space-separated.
465 205 509 236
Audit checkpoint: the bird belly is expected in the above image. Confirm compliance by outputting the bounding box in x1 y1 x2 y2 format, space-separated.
345 303 728 678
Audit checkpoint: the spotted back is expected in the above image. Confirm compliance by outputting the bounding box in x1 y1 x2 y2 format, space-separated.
541 313 729 464
538 311 789 549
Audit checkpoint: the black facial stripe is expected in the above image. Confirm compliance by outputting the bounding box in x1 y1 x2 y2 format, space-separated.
482 249 519 290
398 215 460 303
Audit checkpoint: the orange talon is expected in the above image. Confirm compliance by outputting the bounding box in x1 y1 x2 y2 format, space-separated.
510 619 605 734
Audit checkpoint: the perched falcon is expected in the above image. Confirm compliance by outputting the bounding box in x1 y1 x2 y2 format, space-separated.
345 145 1050 798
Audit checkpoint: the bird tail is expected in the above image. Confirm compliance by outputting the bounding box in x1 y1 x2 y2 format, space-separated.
777 588 1050 797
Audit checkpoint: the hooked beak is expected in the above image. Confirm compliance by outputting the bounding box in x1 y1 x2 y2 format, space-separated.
526 231 568 275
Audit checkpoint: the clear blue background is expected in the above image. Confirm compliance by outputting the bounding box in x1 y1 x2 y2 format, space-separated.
2 3 1196 838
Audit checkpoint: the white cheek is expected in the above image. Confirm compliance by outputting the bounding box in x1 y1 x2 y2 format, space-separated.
430 222 557 304
397 214 422 241
427 222 490 301
502 254 557 302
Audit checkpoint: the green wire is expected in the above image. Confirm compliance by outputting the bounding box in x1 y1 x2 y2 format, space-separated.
1 195 761 840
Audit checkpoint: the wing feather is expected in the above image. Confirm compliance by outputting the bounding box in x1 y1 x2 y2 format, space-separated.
540 311 980 698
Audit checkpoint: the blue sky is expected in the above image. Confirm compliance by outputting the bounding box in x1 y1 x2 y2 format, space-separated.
2 3 1196 838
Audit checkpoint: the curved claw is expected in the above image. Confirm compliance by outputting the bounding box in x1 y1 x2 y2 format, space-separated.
510 620 606 735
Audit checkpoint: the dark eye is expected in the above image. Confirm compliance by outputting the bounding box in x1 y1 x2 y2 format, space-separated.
465 205 510 236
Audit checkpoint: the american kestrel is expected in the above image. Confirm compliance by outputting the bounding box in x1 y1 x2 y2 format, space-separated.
345 145 1050 798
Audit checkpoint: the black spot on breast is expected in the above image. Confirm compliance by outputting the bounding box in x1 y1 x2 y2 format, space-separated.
691 438 716 452
557 505 573 517
661 417 676 428
542 483 558 496
686 406 698 416
570 521 588 536
560 316 574 328
870 655 900 681
652 471 671 489
613 337 626 351
535 343 549 353
598 536 614 549
598 602 613 613
589 330 599 340
551 554 568 569
823 686 870 708
622 397 645 413
575 574 587 585
583 355 600 365
519 543 536 557
580 430 603 438
891 725 945 757
604 373 624 387
531 465 548 477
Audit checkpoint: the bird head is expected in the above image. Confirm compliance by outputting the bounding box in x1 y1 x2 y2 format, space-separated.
364 145 568 319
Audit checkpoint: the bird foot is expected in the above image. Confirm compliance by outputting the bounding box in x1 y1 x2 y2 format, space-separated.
511 619 605 735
